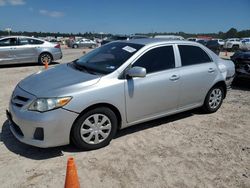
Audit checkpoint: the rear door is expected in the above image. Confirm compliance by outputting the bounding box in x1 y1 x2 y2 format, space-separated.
177 45 217 109
125 45 181 123
15 37 38 63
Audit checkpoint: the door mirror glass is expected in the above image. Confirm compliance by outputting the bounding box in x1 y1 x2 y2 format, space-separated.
126 66 146 78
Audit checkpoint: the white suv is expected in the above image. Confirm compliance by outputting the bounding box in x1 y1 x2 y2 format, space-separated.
239 38 250 51
223 38 241 51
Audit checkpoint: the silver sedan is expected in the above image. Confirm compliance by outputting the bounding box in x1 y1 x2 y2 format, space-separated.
0 36 62 65
7 39 235 150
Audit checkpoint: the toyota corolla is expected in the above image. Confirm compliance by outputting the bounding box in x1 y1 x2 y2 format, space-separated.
7 39 235 150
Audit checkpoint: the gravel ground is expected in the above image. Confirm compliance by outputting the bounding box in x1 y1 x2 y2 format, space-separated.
0 49 249 188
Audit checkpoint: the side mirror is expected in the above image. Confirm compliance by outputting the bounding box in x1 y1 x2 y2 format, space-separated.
126 66 146 78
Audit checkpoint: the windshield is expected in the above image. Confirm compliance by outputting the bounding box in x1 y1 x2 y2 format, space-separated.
75 42 144 74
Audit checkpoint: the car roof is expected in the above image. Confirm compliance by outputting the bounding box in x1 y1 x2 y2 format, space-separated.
0 36 44 40
124 38 197 46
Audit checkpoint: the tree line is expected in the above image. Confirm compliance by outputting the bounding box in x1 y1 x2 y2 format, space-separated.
0 28 249 39
138 28 250 39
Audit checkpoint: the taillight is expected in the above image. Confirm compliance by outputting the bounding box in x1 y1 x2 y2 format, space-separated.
54 44 60 48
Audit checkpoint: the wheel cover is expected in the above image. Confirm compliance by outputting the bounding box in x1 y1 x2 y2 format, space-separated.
41 54 51 64
208 88 222 109
80 114 112 145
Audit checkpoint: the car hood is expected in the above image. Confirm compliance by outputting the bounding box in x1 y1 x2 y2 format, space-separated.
18 63 101 97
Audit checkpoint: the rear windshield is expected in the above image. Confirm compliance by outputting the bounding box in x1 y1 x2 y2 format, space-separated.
75 42 144 74
207 40 218 45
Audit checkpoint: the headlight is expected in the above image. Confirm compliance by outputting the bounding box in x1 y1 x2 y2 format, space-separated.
28 97 72 112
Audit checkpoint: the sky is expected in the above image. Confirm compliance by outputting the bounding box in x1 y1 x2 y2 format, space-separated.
0 0 250 34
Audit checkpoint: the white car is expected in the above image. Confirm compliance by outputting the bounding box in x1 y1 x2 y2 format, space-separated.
223 38 241 51
72 38 97 49
239 38 250 51
154 35 184 40
213 39 225 47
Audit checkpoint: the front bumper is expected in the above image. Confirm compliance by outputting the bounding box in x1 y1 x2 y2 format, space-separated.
7 104 78 148
225 75 235 89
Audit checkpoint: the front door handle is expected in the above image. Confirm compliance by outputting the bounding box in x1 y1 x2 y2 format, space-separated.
169 75 180 81
208 68 215 73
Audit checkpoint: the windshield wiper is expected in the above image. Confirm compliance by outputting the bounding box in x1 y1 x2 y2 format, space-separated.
72 61 97 75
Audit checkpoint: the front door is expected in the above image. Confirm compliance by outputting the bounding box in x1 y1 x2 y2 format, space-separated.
125 45 181 123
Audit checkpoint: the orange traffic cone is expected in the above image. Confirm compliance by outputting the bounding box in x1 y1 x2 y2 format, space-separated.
44 60 49 69
65 157 80 188
225 50 227 56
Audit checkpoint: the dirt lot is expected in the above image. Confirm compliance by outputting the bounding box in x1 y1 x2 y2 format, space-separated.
0 49 249 188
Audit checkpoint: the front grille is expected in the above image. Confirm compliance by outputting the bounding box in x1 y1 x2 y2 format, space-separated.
11 86 35 108
15 96 29 102
12 95 30 108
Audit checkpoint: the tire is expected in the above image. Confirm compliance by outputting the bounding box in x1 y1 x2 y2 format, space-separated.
71 107 118 150
73 44 78 49
38 53 52 65
91 44 96 49
232 45 239 52
202 86 224 113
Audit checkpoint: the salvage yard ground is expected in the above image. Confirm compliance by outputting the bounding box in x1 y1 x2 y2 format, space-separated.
0 49 249 188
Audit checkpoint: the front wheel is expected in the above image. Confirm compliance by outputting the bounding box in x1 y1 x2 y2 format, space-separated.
203 86 224 113
71 107 118 150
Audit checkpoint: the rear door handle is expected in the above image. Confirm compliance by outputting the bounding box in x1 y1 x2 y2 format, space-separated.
208 68 215 73
169 75 180 81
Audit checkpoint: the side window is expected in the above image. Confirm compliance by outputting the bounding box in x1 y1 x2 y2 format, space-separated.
133 46 175 74
28 39 44 45
0 38 17 46
178 45 211 66
19 38 29 45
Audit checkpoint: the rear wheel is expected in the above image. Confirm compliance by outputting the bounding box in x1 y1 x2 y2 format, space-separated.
203 86 224 113
39 53 52 65
73 44 78 49
71 107 118 150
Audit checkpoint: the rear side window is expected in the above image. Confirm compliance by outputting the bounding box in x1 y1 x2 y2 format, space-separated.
19 38 29 45
178 45 211 66
29 39 44 45
133 46 175 74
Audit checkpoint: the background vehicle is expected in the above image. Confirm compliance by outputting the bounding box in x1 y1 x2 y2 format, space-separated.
239 38 250 51
154 35 184 40
48 38 59 44
223 38 241 51
231 51 250 79
213 39 225 48
206 40 221 55
197 39 208 46
0 36 62 65
129 35 149 39
71 38 97 49
187 38 199 41
101 35 129 45
7 39 234 150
